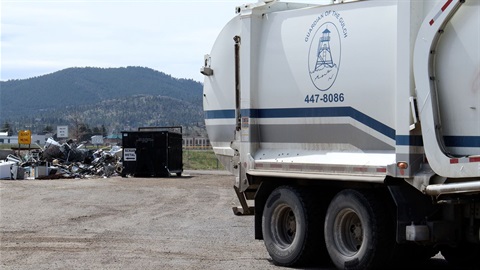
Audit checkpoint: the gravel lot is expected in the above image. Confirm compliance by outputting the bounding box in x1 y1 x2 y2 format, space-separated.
0 171 452 269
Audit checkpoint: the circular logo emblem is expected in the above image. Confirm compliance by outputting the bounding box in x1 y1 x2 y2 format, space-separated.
308 22 342 91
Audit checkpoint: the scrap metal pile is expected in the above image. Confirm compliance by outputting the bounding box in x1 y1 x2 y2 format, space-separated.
0 138 123 180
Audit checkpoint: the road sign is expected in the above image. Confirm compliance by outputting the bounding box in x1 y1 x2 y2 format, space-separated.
18 130 31 145
57 126 69 138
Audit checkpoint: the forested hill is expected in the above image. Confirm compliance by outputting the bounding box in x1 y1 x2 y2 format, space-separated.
0 67 205 135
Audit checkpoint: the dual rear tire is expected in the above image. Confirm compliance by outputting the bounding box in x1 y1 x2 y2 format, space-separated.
262 186 325 266
263 187 393 269
324 189 392 269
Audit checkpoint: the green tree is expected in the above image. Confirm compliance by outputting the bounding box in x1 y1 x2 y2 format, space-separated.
78 124 92 142
2 121 13 136
43 125 54 133
101 125 107 137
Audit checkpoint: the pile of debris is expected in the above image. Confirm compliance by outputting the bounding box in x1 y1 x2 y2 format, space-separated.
0 138 123 180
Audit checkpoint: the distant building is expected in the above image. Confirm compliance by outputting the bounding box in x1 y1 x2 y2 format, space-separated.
32 133 53 145
105 134 122 145
0 133 53 145
0 135 18 144
183 137 210 149
91 135 104 145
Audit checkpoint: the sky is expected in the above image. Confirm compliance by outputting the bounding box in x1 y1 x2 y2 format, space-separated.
1 0 255 82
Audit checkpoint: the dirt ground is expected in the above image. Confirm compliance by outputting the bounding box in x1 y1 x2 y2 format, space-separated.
0 171 452 269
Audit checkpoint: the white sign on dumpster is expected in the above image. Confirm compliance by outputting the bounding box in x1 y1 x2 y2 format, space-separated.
57 126 69 138
124 148 136 161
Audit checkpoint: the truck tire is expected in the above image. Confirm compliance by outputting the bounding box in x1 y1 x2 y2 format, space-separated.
262 186 323 266
324 189 392 269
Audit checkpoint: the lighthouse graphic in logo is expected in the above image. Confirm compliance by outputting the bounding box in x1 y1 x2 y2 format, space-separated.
309 22 341 91
315 28 335 69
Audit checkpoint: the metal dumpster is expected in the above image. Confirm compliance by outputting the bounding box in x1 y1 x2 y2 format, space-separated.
121 127 183 177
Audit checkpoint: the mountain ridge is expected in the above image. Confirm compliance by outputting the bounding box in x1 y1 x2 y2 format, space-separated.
0 66 205 136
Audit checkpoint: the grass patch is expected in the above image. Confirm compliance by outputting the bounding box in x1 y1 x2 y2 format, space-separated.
1 145 224 171
183 149 224 170
0 144 16 150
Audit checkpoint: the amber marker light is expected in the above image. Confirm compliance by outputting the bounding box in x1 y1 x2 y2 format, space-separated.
397 162 409 169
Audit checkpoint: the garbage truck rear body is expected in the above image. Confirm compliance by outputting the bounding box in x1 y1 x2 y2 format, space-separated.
202 0 480 268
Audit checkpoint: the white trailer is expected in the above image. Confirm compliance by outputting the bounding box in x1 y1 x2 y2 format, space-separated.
202 0 480 268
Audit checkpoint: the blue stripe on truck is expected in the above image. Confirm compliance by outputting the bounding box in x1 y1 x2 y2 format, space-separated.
205 108 480 148
205 107 395 140
444 136 480 148
395 135 480 148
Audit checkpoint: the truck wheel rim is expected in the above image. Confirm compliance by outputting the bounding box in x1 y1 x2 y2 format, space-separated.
273 204 296 247
334 208 363 256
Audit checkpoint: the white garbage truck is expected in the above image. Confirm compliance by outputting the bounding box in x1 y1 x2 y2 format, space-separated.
201 0 480 268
